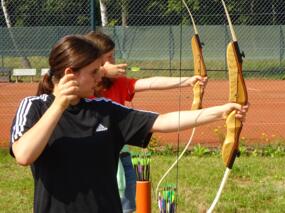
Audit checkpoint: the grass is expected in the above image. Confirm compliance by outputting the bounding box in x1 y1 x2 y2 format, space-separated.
0 149 33 213
151 155 285 212
1 148 285 212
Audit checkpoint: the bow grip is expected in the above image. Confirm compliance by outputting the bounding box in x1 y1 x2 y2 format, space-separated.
191 81 203 110
222 110 243 168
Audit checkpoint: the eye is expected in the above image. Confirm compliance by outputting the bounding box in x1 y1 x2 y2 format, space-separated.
93 69 100 75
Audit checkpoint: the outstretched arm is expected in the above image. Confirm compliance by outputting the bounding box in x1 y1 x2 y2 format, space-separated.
134 76 207 92
151 103 248 133
102 63 207 92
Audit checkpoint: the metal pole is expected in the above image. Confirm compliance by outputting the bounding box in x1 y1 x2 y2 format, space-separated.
90 0 96 31
224 24 228 78
169 26 174 77
279 25 283 72
0 28 3 67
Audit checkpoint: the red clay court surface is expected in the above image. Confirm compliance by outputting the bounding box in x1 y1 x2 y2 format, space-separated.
0 80 284 148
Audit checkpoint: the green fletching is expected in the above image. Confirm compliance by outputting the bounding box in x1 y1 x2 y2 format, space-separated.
130 66 140 72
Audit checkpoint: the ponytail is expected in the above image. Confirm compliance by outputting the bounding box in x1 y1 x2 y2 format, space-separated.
36 72 54 96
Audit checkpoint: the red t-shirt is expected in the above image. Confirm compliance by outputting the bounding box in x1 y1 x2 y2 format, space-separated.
96 77 137 105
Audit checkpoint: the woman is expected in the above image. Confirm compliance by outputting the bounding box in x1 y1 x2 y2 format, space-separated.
10 35 248 213
85 31 208 213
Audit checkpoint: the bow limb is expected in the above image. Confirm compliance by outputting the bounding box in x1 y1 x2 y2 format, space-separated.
182 0 198 34
155 1 207 198
207 1 248 212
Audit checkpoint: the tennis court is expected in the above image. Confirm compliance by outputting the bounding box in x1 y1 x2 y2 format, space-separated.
1 79 284 147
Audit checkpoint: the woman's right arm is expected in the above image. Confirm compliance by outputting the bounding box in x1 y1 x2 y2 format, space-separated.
12 73 79 166
12 104 65 166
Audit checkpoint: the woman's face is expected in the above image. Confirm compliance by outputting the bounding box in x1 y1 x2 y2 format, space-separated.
102 49 115 64
75 58 103 98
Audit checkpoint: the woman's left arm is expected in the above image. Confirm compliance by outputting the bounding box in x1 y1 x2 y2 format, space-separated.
134 76 207 92
151 103 248 133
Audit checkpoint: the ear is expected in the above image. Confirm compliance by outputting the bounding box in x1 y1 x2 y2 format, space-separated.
64 67 74 75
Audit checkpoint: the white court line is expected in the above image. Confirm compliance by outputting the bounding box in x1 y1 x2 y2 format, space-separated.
253 101 285 104
248 87 261 91
245 122 285 125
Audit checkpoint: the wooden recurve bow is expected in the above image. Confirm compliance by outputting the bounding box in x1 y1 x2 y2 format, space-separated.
155 0 207 198
207 0 248 212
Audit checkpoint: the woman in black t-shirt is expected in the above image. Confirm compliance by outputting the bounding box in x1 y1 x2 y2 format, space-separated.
10 35 248 213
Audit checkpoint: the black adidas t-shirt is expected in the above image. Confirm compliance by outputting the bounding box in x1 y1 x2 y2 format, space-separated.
10 94 158 213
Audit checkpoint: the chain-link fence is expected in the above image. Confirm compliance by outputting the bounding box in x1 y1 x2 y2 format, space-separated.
0 0 284 146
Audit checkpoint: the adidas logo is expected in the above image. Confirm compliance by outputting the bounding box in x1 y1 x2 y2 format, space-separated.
96 124 108 132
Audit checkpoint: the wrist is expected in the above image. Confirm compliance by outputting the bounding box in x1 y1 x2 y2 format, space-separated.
221 103 233 120
52 99 69 112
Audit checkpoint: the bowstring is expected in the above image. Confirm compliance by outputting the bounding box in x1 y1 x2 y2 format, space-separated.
175 0 184 209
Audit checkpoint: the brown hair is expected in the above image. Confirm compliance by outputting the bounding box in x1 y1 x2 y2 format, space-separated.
85 31 116 90
85 31 115 54
37 35 102 95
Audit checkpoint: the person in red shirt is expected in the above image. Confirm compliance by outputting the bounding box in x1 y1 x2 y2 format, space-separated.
85 31 207 213
99 76 136 105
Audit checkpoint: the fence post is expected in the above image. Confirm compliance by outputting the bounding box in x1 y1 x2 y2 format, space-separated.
224 24 228 78
0 27 3 67
279 25 284 72
90 0 96 31
168 25 174 76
